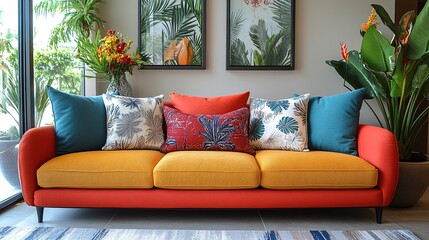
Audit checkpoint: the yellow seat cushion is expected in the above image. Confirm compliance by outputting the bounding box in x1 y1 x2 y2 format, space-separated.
255 150 378 189
37 150 165 189
153 151 260 189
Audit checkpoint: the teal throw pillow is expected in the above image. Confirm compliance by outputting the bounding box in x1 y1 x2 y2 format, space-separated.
47 86 107 155
307 89 365 155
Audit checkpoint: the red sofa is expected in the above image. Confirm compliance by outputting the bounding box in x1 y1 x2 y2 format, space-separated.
18 124 399 223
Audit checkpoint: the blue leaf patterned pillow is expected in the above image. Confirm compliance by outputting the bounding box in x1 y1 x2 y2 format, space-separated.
102 94 164 150
249 94 310 151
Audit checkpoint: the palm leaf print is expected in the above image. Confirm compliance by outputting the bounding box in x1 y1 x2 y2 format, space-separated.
284 131 306 151
267 100 289 114
116 111 143 139
120 97 143 110
231 38 251 66
134 135 149 149
144 108 164 145
107 138 134 150
198 115 236 151
106 104 121 133
249 118 265 141
262 131 283 149
250 98 265 110
276 116 298 134
293 98 307 125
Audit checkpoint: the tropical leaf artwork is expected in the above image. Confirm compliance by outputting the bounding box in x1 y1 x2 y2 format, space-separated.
228 0 294 69
140 0 205 67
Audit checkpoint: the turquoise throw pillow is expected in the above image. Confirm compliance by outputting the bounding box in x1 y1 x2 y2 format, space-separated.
307 89 365 155
47 86 106 155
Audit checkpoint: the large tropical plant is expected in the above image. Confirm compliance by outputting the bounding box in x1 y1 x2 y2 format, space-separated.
326 2 429 161
34 0 105 47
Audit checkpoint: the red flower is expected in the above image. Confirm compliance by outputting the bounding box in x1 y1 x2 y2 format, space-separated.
341 43 349 62
107 29 116 36
117 42 127 54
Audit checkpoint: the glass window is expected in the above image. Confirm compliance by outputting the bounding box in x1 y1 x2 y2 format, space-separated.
0 0 85 209
33 0 83 128
0 0 21 207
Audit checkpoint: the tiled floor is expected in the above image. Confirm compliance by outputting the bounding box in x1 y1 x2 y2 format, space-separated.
1 189 428 239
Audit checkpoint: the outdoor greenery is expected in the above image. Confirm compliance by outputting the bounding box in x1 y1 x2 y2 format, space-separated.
230 0 293 66
326 2 429 161
140 0 203 65
0 46 81 139
0 0 88 139
34 0 105 47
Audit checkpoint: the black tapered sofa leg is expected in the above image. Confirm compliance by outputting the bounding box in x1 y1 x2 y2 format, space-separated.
36 206 44 223
375 207 383 224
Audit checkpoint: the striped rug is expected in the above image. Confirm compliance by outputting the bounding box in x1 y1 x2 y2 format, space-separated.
0 227 421 240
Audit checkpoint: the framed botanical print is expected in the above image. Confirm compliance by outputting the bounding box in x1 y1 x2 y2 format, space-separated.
139 0 206 69
226 0 295 70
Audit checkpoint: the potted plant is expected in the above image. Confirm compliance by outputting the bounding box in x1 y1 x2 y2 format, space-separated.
326 2 429 207
76 29 145 96
34 0 106 47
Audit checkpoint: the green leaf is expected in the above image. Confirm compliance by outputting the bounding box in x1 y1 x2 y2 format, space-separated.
411 52 429 93
391 47 405 97
249 20 291 66
413 65 429 94
163 1 198 41
407 1 429 59
326 51 386 99
397 11 416 42
253 50 264 66
230 39 250 66
34 0 105 47
249 20 269 54
271 0 292 29
371 4 398 35
230 10 245 42
395 52 429 97
361 25 395 72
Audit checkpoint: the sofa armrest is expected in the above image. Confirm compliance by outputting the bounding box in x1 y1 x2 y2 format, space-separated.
18 126 56 206
357 124 399 206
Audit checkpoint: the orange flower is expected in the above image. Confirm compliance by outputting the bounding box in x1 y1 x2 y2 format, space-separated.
340 43 349 62
361 9 378 32
95 29 143 81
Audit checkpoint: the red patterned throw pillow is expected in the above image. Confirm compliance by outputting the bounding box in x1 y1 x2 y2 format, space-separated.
161 106 255 155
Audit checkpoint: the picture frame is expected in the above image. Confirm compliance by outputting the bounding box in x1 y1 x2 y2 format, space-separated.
226 0 295 70
138 0 206 69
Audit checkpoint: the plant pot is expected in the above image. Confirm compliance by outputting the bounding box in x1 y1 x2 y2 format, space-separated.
390 161 429 208
0 139 20 188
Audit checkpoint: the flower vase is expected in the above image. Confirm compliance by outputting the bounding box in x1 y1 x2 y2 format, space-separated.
106 74 132 97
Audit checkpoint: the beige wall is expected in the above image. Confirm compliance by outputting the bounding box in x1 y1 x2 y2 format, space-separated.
98 0 394 126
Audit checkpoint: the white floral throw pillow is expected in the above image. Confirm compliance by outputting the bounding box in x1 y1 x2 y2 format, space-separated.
249 94 310 151
102 94 164 150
